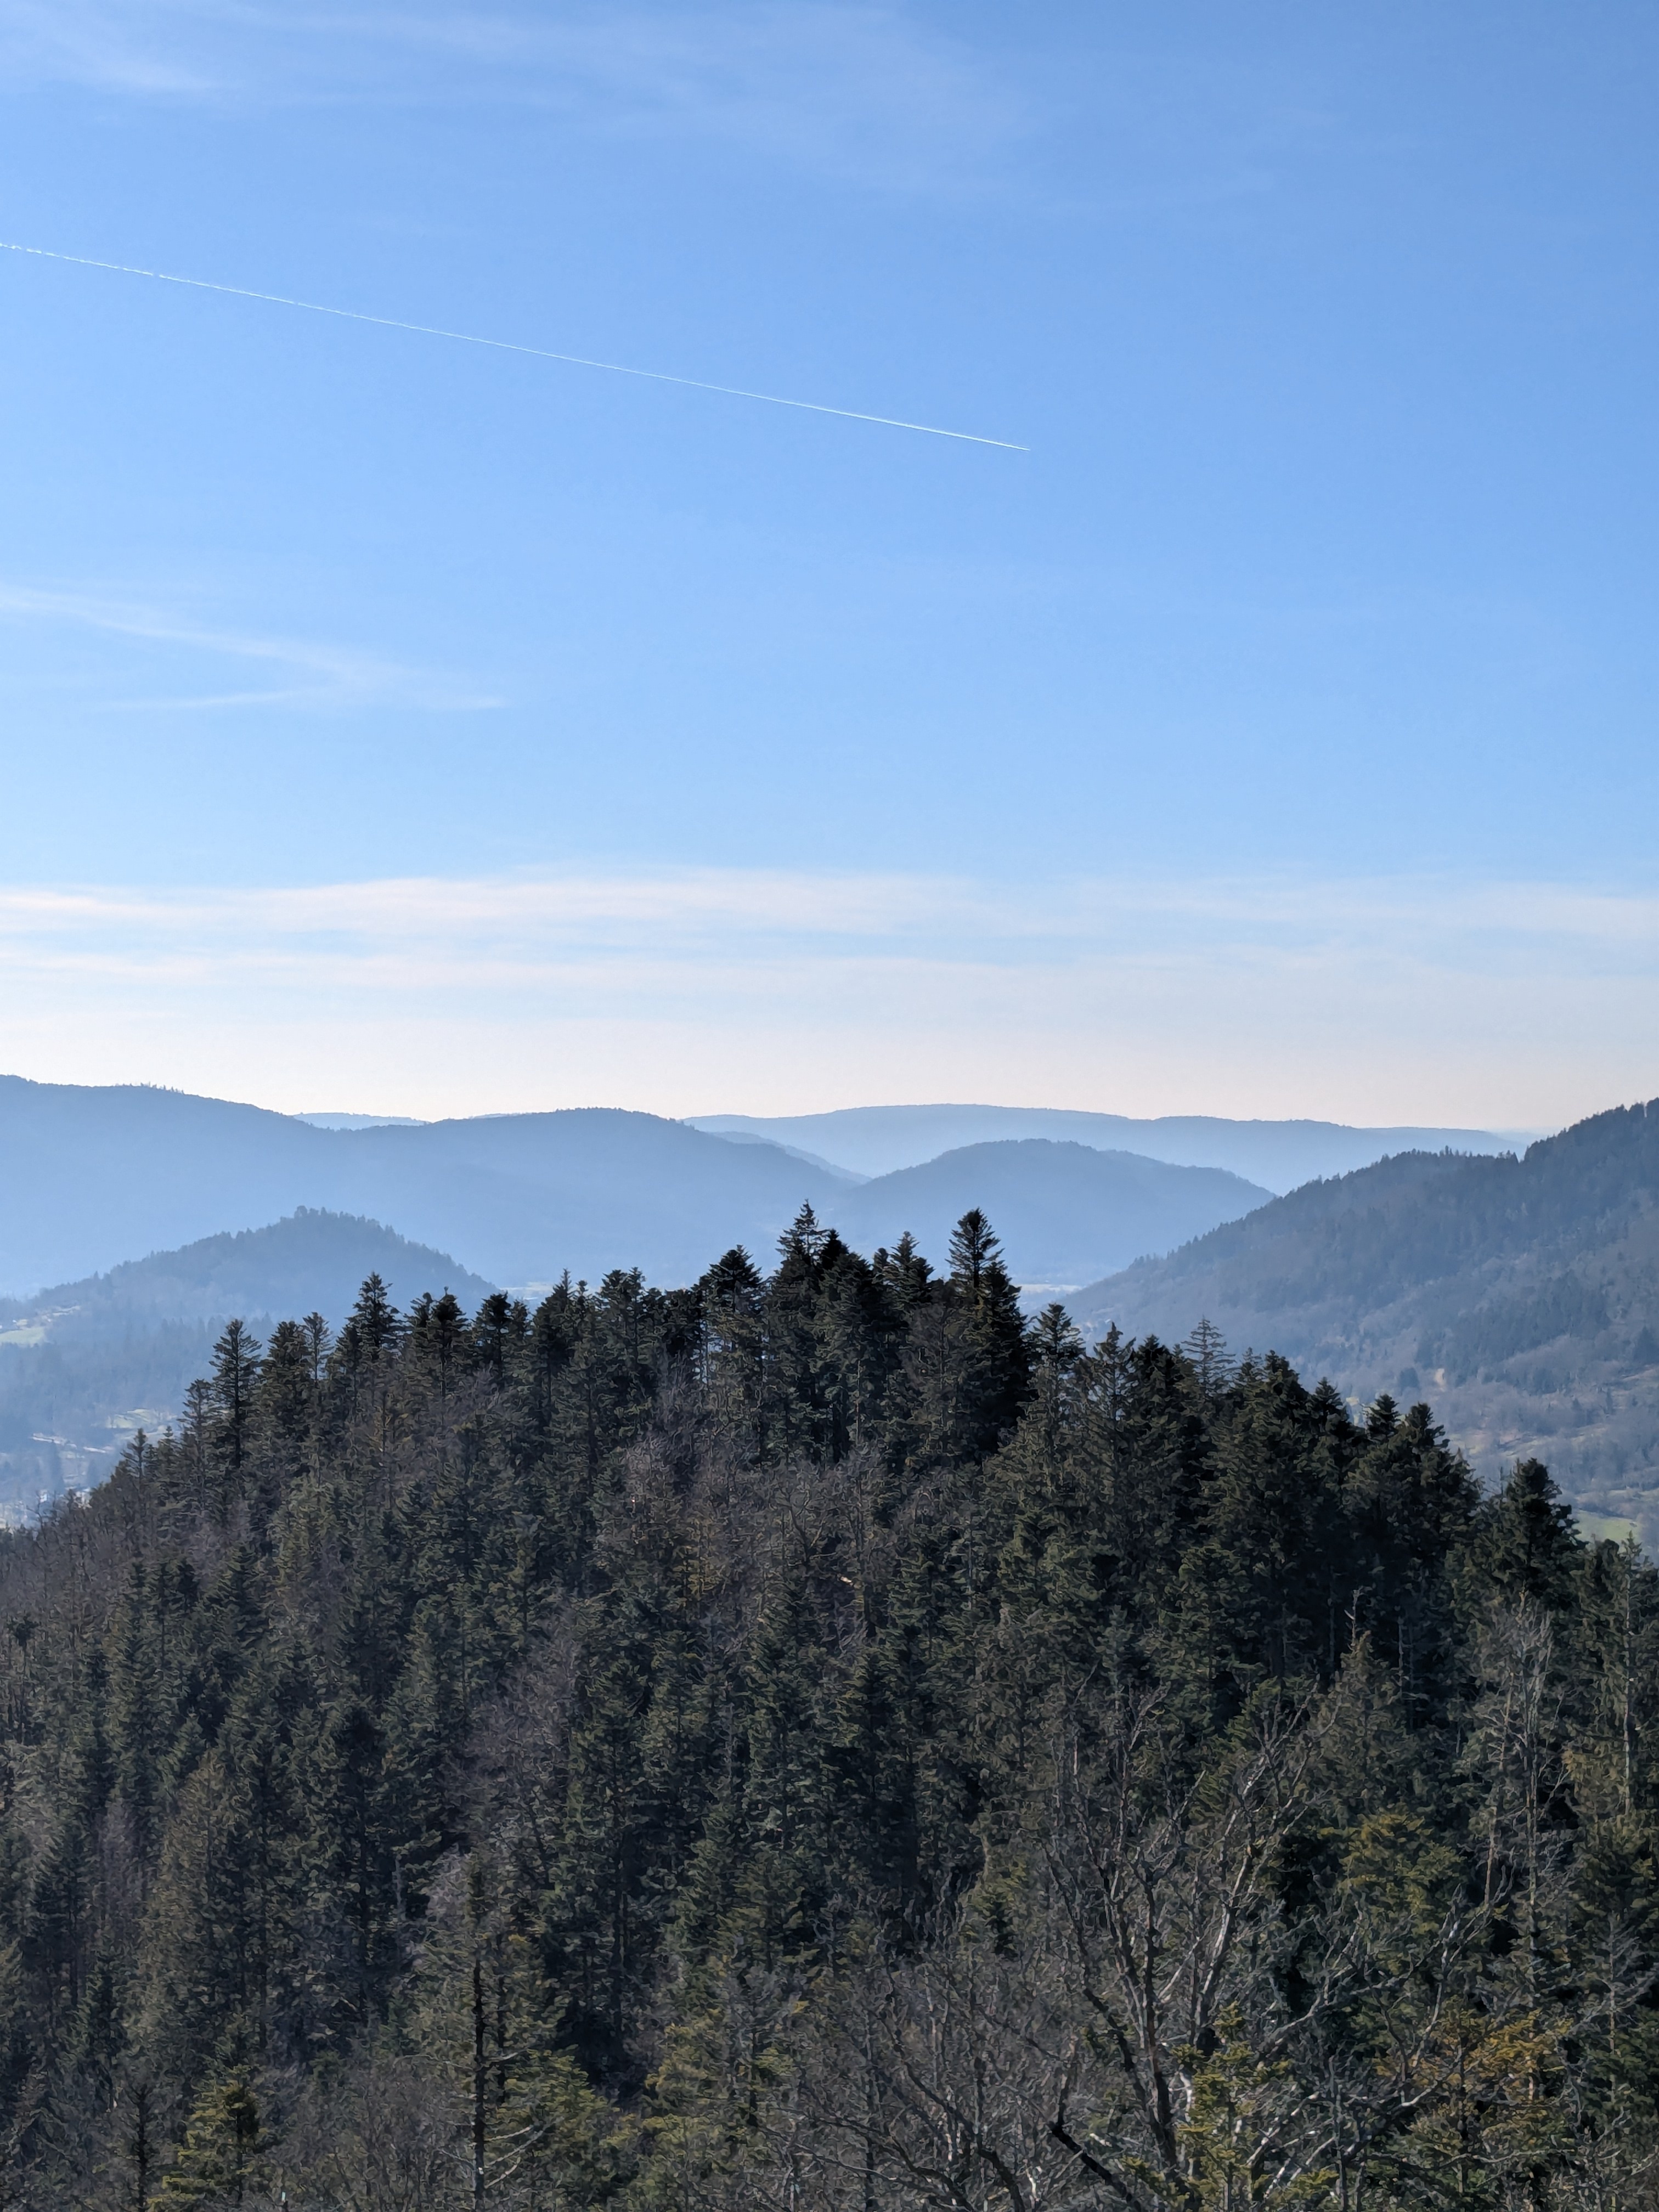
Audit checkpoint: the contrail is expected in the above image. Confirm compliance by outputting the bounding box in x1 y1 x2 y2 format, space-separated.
0 240 1027 451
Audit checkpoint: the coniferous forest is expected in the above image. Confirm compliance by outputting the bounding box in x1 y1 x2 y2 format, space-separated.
2 1206 1657 2211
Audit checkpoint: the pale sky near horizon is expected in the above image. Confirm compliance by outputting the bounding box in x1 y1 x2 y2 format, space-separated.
2 3 1656 1129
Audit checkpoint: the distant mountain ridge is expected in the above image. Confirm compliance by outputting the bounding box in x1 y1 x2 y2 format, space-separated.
690 1103 1526 1192
1067 1099 1659 1528
0 1136 1273 1518
0 1078 1299 1298
0 1080 854 1295
8 1080 1656 1534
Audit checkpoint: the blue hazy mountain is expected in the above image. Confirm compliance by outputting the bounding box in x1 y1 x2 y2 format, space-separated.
4 1078 1280 1302
293 1113 428 1131
827 1142 1270 1290
691 1104 1526 1193
0 1079 851 1295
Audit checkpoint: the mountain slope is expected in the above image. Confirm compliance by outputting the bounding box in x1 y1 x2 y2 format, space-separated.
1067 1099 1659 1517
316 1111 850 1288
826 1141 1271 1288
690 1104 1522 1192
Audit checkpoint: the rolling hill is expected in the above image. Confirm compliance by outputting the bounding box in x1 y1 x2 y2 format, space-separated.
1067 1098 1659 1528
826 1141 1269 1290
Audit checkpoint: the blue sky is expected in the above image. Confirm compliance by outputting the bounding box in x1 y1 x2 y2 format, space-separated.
2 2 1655 1125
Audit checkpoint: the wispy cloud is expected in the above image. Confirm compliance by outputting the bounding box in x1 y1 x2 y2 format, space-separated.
0 0 1353 224
0 582 503 713
1 866 1655 1126
7 865 1659 974
393 3 1028 187
0 0 224 91
0 1 1029 189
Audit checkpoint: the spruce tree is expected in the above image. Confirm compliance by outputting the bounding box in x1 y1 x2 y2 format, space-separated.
208 1319 263 1517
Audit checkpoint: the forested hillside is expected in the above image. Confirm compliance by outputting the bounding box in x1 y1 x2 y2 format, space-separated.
1 1210 1656 2209
0 1214 493 1516
1072 1099 1659 1525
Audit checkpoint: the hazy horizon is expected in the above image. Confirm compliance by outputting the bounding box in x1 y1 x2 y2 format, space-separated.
1 1068 1551 1146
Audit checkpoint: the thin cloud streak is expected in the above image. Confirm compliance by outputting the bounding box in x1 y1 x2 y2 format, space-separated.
0 582 504 712
0 0 1339 223
3 867 1657 954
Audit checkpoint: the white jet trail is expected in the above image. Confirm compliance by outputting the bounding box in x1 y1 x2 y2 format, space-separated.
0 240 1027 451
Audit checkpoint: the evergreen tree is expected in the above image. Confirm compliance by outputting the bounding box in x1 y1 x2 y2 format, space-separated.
1474 1455 1584 1611
155 2068 264 2203
946 1207 1031 1452
209 1318 262 1515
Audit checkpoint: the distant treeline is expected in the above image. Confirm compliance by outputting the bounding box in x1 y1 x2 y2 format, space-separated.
0 1206 1655 2209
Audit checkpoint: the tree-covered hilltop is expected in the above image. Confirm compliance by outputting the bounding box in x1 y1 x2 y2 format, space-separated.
1 1208 1656 2210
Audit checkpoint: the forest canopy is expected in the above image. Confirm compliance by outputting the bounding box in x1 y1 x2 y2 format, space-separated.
0 1204 1655 2211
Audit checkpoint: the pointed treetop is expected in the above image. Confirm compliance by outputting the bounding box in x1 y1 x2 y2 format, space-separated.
947 1208 1002 1292
1180 1318 1234 1399
778 1202 830 1268
349 1272 403 1355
